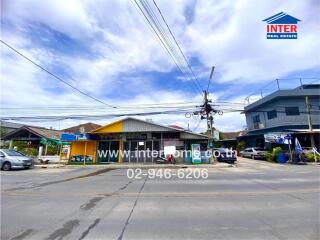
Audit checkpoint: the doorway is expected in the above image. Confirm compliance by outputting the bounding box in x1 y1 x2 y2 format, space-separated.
97 141 119 163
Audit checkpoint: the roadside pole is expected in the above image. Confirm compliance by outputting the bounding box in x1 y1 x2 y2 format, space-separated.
285 134 293 162
193 67 219 164
83 141 87 167
288 139 292 162
305 96 315 149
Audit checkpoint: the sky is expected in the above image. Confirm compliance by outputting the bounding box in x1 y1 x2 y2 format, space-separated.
1 0 319 133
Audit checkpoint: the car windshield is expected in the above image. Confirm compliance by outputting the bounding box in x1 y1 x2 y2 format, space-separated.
1 150 25 156
254 148 265 151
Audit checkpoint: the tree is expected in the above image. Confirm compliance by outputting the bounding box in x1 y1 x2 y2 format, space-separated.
237 141 246 152
0 127 7 139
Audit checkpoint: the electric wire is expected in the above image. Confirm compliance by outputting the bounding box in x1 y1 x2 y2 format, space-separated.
152 0 202 92
131 0 202 95
140 0 202 94
0 39 117 108
141 0 201 93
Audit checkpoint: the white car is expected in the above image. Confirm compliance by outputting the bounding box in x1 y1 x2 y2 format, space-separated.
240 147 267 160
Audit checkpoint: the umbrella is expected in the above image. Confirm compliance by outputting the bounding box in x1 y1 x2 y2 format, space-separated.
295 138 303 154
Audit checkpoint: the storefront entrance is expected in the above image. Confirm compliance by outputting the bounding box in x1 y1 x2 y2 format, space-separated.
122 140 161 163
97 141 119 163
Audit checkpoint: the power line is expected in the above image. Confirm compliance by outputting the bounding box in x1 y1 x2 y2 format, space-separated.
139 0 202 94
1 101 249 110
152 0 203 92
141 0 200 91
191 117 202 132
1 109 193 121
0 39 117 108
0 102 200 109
131 0 203 95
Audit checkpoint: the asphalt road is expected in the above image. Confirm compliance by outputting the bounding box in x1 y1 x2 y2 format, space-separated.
1 158 319 240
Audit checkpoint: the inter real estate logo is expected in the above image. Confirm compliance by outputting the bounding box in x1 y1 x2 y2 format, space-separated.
263 12 301 39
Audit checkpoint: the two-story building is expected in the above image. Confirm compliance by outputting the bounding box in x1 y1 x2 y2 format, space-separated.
239 84 320 149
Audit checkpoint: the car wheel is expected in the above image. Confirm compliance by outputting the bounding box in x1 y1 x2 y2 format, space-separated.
2 162 11 171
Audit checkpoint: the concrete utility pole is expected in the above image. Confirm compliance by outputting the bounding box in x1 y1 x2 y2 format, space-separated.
193 67 222 163
305 96 315 148
202 90 213 136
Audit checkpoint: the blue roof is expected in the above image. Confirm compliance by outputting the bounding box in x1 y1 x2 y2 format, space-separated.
263 12 301 24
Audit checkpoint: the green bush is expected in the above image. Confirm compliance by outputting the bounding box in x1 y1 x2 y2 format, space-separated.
272 147 283 157
12 141 28 150
46 145 59 155
237 141 246 152
265 152 274 162
20 148 38 156
264 147 283 163
305 152 320 162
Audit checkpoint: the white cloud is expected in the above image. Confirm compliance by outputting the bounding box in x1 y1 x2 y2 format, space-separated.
185 0 320 83
1 0 319 132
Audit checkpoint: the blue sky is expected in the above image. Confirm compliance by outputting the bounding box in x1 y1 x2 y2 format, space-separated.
1 0 319 132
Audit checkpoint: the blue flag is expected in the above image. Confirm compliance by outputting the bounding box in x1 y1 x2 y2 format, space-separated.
295 138 303 154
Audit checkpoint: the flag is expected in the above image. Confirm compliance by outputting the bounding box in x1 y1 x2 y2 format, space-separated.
295 138 303 154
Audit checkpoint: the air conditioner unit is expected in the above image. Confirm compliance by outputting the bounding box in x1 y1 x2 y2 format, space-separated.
258 123 265 129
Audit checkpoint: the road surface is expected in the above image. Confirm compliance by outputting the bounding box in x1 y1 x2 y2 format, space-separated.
1 158 319 240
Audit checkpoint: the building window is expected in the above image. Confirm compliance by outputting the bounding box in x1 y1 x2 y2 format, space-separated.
285 107 300 116
267 110 277 119
252 115 260 123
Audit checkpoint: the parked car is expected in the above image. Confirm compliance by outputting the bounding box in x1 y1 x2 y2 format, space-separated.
213 148 237 164
0 149 33 171
240 147 267 159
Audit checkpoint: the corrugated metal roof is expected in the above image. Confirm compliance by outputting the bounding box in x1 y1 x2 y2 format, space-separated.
28 127 62 139
91 117 208 139
0 120 24 129
180 132 208 140
3 126 62 140
123 118 175 132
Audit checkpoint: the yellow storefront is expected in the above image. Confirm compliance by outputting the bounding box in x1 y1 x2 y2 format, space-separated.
69 140 97 164
63 117 208 164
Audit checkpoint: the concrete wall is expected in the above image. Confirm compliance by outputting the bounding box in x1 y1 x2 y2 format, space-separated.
245 97 320 131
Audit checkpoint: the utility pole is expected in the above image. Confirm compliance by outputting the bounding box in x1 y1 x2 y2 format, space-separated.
193 67 222 163
193 91 213 139
202 90 214 138
305 96 315 148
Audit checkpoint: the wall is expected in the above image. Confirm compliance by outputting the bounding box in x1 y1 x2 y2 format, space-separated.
245 97 320 131
70 141 97 162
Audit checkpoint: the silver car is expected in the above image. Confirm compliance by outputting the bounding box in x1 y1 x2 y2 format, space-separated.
0 149 33 171
240 147 267 160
